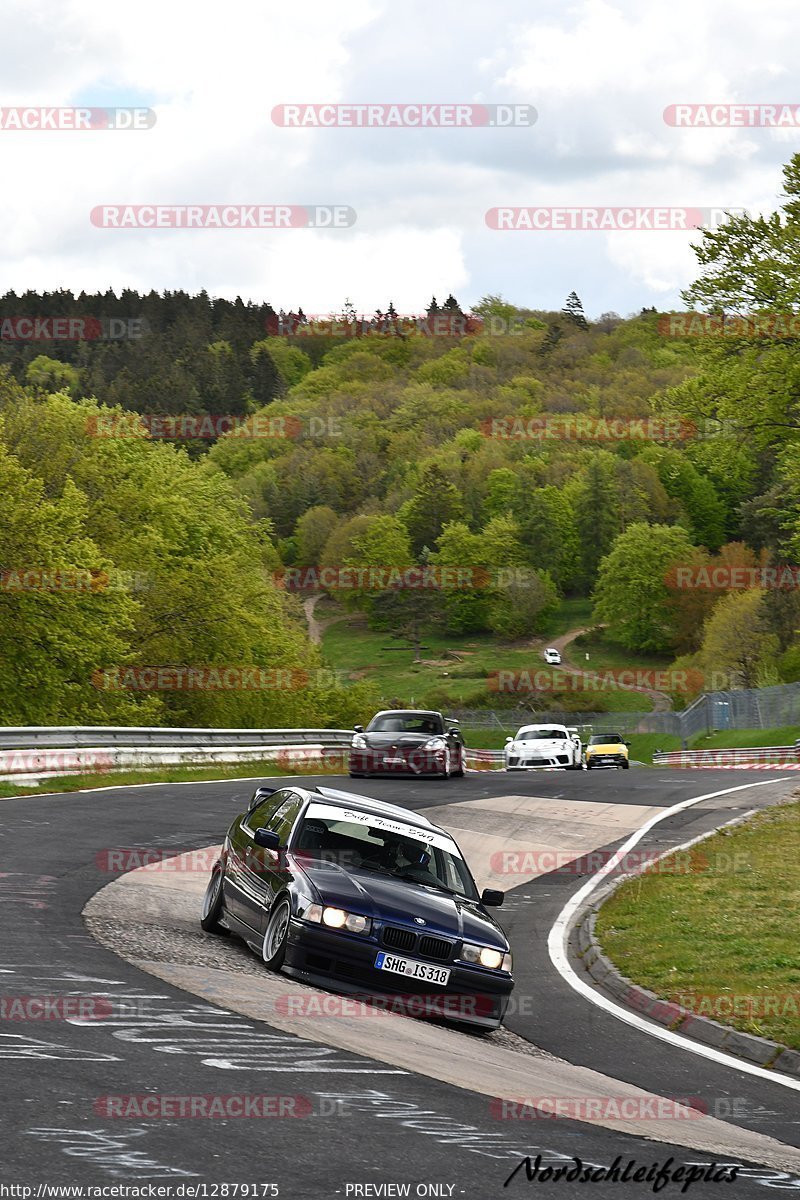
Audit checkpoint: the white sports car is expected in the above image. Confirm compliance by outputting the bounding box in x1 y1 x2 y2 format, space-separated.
504 723 583 770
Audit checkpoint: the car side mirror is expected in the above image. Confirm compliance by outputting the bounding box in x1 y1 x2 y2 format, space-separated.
504 736 513 744
481 888 504 907
624 741 631 747
254 828 281 850
353 725 364 733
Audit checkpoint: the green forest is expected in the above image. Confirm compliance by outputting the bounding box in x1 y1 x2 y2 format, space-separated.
5 155 800 727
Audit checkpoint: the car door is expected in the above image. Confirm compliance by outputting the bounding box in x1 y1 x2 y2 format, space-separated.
254 791 306 933
224 788 291 930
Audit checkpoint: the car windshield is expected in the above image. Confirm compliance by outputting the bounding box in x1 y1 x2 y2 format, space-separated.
517 728 566 740
292 803 478 899
590 734 623 744
367 713 443 735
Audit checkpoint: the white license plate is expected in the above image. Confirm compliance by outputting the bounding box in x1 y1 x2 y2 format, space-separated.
375 952 450 986
383 757 405 765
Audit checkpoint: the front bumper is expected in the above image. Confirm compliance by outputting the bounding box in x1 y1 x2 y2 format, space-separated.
586 754 627 768
282 920 513 1029
349 748 448 776
506 753 572 769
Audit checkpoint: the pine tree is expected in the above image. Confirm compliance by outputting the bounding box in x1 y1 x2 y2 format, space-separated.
562 291 588 330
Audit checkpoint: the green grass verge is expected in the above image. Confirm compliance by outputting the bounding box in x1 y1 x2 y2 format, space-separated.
570 629 673 674
322 615 652 712
626 733 683 764
541 596 594 637
689 727 800 751
595 801 800 1049
626 727 799 767
0 759 343 800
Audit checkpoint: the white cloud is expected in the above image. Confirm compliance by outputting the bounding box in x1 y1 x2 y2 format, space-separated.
0 0 798 313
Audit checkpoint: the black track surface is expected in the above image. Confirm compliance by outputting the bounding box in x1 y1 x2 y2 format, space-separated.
1 768 797 1197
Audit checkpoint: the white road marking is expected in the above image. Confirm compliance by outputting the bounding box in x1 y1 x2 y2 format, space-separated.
547 778 800 1092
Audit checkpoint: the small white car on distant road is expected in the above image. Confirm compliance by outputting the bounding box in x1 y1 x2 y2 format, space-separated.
504 724 582 770
543 648 562 665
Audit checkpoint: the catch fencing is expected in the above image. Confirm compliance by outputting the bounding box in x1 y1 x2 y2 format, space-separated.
451 679 800 742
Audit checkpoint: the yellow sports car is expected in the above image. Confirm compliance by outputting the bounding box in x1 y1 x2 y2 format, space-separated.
584 732 630 770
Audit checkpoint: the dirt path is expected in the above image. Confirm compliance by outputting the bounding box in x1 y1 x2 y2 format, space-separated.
547 625 673 713
302 593 350 646
302 594 325 645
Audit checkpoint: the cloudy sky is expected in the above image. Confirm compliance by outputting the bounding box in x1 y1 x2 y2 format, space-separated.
1 0 797 317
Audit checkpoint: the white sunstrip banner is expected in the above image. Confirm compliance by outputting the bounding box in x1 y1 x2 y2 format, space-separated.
304 803 461 858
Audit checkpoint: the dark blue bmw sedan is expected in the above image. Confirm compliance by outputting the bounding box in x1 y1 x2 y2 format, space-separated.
201 784 514 1030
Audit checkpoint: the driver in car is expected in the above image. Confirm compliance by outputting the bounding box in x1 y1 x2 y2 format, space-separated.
360 832 434 880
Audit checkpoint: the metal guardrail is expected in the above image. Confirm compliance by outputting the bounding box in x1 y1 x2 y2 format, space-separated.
0 726 507 782
3 723 798 779
653 744 800 768
0 742 342 784
0 726 355 751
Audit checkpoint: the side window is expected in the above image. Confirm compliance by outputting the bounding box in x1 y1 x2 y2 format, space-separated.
245 789 290 831
268 793 304 845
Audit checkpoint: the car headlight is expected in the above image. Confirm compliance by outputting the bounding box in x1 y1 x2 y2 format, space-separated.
424 737 447 750
461 942 512 970
351 734 368 749
304 903 371 935
506 742 517 752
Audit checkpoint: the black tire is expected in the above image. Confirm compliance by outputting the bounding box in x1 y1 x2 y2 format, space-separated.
200 863 229 934
585 761 592 770
262 896 291 971
349 772 365 778
622 760 630 769
439 749 452 779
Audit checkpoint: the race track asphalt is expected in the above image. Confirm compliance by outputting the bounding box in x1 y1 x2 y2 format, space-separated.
1 767 798 1198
